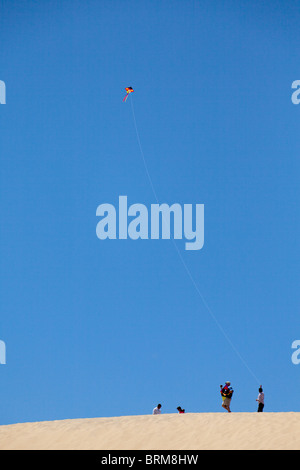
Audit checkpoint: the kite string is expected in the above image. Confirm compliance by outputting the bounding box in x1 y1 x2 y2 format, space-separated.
130 97 260 385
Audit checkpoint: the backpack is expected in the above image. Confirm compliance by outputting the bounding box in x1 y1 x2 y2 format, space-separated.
221 385 233 398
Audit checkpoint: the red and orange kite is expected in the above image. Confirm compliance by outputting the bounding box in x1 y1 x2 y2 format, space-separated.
123 87 134 102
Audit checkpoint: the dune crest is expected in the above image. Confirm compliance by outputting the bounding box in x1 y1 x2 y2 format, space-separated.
0 413 299 450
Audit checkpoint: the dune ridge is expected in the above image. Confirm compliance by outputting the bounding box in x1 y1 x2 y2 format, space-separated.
0 412 299 450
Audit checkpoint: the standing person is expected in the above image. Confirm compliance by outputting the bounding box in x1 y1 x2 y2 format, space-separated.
256 386 265 412
153 404 162 415
220 381 234 413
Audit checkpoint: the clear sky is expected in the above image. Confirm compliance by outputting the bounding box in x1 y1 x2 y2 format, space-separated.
0 0 299 425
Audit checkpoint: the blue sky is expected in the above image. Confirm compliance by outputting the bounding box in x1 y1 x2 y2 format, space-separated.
0 0 299 425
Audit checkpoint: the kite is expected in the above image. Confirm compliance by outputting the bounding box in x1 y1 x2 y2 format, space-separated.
123 87 134 102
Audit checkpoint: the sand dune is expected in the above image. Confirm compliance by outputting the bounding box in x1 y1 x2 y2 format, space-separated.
0 412 299 450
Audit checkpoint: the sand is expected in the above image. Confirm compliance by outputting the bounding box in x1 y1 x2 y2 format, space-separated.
0 412 299 450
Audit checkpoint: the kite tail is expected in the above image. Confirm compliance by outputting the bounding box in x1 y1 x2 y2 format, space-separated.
123 94 128 102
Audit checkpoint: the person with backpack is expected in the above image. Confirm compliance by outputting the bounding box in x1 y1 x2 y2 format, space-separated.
220 381 234 413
